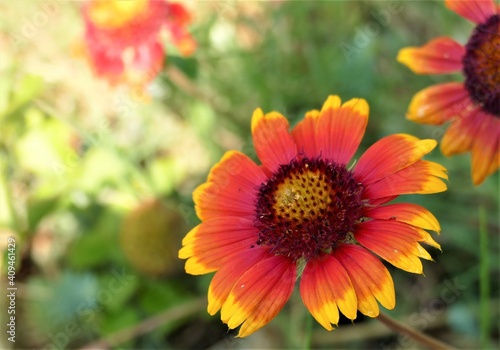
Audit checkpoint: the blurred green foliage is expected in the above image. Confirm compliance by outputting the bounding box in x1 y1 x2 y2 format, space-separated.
0 1 498 349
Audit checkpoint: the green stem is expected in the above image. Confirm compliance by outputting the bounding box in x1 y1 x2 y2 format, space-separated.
479 205 491 348
287 289 313 349
302 311 313 350
377 312 455 350
0 151 22 235
78 297 206 349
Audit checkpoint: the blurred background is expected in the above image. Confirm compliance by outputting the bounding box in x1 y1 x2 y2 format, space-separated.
0 1 498 349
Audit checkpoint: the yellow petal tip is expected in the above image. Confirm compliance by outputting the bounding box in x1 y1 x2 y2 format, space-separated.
321 95 342 112
342 98 369 117
251 108 264 133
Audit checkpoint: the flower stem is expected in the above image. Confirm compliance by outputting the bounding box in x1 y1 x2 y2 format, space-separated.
0 151 22 235
302 311 313 350
479 205 491 348
377 312 455 350
78 297 206 349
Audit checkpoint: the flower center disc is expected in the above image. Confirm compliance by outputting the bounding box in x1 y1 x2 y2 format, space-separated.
463 14 500 117
254 158 364 261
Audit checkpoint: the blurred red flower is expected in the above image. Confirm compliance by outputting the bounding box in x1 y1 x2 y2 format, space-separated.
81 0 196 88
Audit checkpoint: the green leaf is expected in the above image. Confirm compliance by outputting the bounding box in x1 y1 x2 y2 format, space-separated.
0 75 11 115
27 196 60 231
67 208 121 269
15 115 79 180
26 272 99 333
99 270 139 313
73 148 129 193
1 74 44 119
100 306 139 336
67 232 111 269
168 56 198 80
139 280 188 315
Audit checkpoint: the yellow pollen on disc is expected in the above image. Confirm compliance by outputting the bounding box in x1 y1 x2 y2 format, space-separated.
474 26 500 92
255 158 365 261
274 167 332 223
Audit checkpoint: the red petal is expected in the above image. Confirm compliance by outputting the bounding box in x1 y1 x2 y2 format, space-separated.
354 134 437 185
365 203 441 232
165 3 197 56
397 37 465 74
355 221 439 274
368 195 399 207
471 113 500 185
363 160 448 199
179 217 258 274
406 83 471 125
251 108 297 173
193 151 266 221
220 255 296 337
334 244 395 317
445 0 497 24
292 96 369 165
207 247 269 316
300 254 357 330
363 220 441 250
291 109 320 158
166 2 193 26
86 43 125 80
441 105 484 155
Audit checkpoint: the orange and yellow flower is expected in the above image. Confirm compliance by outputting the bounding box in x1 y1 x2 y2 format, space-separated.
179 95 447 337
81 0 196 86
397 0 499 185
